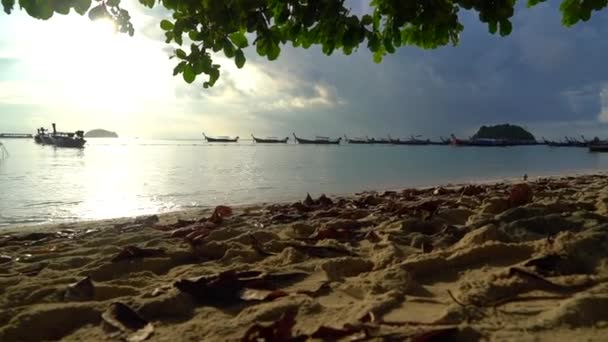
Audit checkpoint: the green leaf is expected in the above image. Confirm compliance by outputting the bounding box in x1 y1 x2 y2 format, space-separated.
2 0 15 14
229 31 248 48
255 37 267 56
488 21 497 34
51 0 71 15
235 49 246 68
223 39 235 58
174 33 183 45
527 0 545 7
267 40 280 60
173 61 186 75
373 49 384 63
361 14 373 26
106 0 120 7
139 0 155 8
499 19 512 36
160 19 173 30
183 64 195 83
175 48 187 59
88 4 108 21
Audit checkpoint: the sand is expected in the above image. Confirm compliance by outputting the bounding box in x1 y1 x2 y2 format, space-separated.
1 174 608 341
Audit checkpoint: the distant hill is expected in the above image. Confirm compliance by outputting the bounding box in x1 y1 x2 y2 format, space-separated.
473 124 535 141
84 129 118 138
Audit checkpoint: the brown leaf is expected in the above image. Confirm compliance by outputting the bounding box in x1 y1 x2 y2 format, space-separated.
250 234 276 256
317 194 333 207
303 193 315 206
286 243 356 258
509 183 533 207
241 309 302 342
111 246 165 262
18 262 45 276
240 288 289 301
411 327 460 342
461 185 485 196
102 302 154 342
215 205 233 217
174 270 307 306
64 276 95 301
310 325 368 340
309 227 355 241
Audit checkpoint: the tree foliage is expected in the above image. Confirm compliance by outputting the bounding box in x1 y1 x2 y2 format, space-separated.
3 0 607 87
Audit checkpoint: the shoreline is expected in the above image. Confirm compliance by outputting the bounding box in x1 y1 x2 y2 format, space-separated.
4 169 608 233
2 173 608 340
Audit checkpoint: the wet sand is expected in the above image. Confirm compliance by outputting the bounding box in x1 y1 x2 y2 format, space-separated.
1 174 608 341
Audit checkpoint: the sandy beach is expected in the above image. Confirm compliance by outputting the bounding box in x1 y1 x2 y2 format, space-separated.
2 174 608 341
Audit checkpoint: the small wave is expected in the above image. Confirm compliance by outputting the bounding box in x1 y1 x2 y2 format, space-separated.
24 201 82 208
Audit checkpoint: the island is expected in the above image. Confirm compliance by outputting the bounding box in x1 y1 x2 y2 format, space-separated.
472 124 535 142
84 129 119 138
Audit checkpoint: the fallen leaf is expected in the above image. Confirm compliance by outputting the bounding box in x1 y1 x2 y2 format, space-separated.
64 276 95 301
411 327 461 342
241 309 302 342
102 302 154 342
310 325 369 340
509 183 533 207
240 289 288 301
174 270 307 306
286 243 356 258
303 193 315 206
111 246 165 262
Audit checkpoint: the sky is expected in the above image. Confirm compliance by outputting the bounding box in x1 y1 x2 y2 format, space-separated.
1 1 608 140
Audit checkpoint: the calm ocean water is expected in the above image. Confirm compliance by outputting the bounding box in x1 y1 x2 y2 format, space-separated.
1 138 607 228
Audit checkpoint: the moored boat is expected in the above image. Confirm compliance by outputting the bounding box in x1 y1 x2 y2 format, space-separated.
344 135 372 144
587 138 608 152
389 135 430 145
367 137 391 144
589 144 608 152
35 128 53 145
203 133 239 143
49 124 86 148
251 134 288 143
293 133 341 145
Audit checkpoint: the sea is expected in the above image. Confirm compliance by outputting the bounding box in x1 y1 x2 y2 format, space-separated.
1 138 607 228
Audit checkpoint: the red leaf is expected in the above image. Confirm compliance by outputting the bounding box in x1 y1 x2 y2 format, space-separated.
509 183 533 207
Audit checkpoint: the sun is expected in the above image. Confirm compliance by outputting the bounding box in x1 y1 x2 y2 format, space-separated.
21 14 176 120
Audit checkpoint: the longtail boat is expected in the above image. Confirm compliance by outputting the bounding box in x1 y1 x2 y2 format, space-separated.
344 135 373 144
588 138 608 152
203 133 239 143
251 134 289 143
49 123 86 148
367 137 391 144
293 133 341 145
389 135 430 145
35 128 53 145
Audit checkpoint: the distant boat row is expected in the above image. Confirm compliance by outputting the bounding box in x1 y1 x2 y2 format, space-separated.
34 124 86 148
202 132 608 151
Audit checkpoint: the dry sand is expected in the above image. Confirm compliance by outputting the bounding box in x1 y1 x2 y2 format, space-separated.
2 174 608 341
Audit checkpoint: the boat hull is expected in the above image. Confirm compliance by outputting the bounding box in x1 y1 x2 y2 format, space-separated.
51 136 86 148
203 133 239 143
589 144 608 152
252 136 288 143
